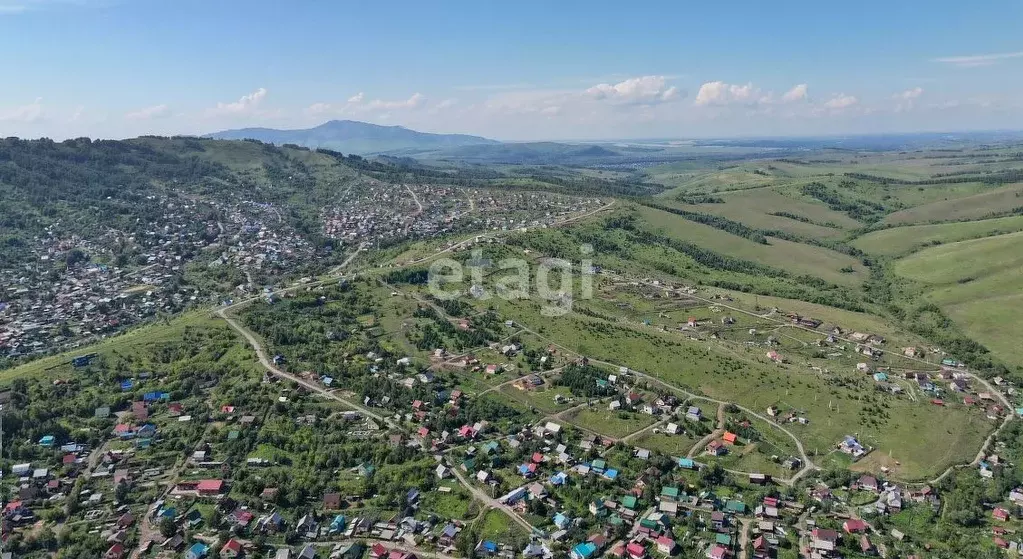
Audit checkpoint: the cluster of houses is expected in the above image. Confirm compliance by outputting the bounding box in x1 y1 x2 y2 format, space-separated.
0 193 321 361
322 183 604 254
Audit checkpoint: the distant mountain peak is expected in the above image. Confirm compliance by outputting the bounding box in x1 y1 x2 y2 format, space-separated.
204 119 498 155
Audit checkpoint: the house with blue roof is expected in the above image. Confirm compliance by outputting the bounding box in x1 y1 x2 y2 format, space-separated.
603 468 618 480
329 514 346 533
480 541 498 555
550 472 568 486
120 379 134 391
553 512 571 529
678 457 696 469
185 542 209 559
571 542 598 559
38 435 55 447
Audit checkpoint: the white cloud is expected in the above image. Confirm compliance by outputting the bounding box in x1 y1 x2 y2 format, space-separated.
304 102 333 116
70 105 84 122
694 81 761 106
823 94 858 110
125 104 170 121
0 97 43 122
347 92 364 104
933 51 1023 67
894 87 924 100
586 76 681 103
427 98 458 115
781 84 808 102
366 92 425 110
434 99 457 110
207 87 267 117
892 87 924 112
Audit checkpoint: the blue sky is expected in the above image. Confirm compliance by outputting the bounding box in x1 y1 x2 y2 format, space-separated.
2 0 1023 140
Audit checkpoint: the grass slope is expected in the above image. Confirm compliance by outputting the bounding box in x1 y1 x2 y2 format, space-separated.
635 204 868 286
854 215 1023 256
895 231 1023 366
881 183 1023 225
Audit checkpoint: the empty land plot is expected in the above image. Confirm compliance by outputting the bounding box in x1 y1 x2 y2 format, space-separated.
633 431 701 457
881 183 1023 225
853 215 1023 256
562 408 657 439
634 204 869 286
498 384 577 414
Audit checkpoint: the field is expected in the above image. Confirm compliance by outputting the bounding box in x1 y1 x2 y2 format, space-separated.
634 204 869 286
880 183 1023 225
853 214 1023 256
895 231 1023 367
658 187 862 238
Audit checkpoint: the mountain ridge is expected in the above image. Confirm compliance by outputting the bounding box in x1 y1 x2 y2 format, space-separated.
204 119 499 154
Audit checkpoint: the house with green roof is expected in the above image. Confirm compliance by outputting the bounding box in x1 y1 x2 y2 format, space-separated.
620 495 638 510
725 500 746 514
660 486 680 501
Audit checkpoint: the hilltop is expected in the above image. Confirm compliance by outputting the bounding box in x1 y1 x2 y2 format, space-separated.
204 119 499 154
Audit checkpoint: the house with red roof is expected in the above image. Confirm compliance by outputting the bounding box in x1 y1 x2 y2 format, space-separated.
219 538 244 558
859 534 874 554
105 543 125 559
197 479 225 496
993 507 1010 521
722 432 738 445
655 535 677 555
626 541 647 559
370 543 389 559
751 535 769 559
843 518 868 534
706 440 727 456
705 544 728 559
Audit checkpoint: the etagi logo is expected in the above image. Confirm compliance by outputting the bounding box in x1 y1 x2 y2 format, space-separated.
428 245 595 317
